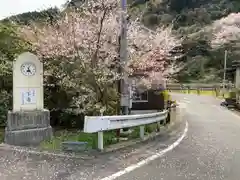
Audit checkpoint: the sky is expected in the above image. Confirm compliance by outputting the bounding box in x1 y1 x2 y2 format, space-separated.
0 0 67 20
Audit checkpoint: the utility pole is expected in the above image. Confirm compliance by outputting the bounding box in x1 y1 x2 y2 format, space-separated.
120 0 130 115
223 50 228 97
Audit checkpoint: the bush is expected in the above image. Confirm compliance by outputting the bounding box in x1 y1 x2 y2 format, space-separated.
50 110 85 129
0 90 12 126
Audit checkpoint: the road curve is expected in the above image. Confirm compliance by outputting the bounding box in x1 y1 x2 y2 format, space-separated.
115 93 240 180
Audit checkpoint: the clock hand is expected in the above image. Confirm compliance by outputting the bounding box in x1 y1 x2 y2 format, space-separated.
27 66 31 73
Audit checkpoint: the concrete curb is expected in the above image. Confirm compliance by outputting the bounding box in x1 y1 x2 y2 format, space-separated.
0 105 186 159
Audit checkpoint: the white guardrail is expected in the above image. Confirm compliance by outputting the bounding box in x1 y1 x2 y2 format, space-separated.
84 110 169 150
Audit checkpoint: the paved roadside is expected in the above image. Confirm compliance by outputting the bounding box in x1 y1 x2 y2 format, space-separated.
115 94 240 180
0 109 186 180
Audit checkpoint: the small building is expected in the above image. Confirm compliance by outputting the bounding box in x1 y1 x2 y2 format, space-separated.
130 79 166 113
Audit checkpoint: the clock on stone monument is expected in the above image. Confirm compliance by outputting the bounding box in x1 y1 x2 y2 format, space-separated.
20 62 36 76
5 52 53 146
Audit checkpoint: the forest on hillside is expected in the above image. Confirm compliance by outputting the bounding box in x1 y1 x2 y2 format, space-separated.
2 0 240 82
0 0 240 127
129 0 240 83
0 0 181 127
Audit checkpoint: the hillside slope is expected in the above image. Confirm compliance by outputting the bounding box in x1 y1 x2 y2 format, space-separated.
2 0 240 83
131 0 240 83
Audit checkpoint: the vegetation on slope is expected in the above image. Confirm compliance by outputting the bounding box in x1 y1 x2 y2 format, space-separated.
130 0 240 82
0 0 180 127
1 0 240 127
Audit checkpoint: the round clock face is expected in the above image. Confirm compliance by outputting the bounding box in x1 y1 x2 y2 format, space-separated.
20 63 36 76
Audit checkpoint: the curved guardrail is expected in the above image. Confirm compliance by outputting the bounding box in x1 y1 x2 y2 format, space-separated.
84 110 169 150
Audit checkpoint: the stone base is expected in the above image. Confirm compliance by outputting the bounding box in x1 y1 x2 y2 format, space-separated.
5 126 52 146
4 109 53 146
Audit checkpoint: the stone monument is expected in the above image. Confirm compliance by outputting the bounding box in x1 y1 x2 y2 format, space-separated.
5 52 52 146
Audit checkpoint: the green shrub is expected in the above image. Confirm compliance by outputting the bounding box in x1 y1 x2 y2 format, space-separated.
145 123 158 134
0 90 12 126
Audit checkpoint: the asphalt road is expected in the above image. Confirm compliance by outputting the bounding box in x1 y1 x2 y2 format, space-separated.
116 93 240 180
1 93 239 180
0 99 185 180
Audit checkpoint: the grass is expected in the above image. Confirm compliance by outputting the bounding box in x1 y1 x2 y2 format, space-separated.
0 127 142 151
40 123 161 152
39 129 118 151
145 123 160 134
0 122 160 152
0 116 161 151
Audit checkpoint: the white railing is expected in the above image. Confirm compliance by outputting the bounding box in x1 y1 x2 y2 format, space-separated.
84 110 169 150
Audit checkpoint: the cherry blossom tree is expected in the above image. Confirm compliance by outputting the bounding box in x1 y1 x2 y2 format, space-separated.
18 0 182 114
211 13 240 48
128 24 182 88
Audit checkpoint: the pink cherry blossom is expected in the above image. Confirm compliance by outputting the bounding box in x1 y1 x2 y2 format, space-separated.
211 13 240 48
17 0 182 113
